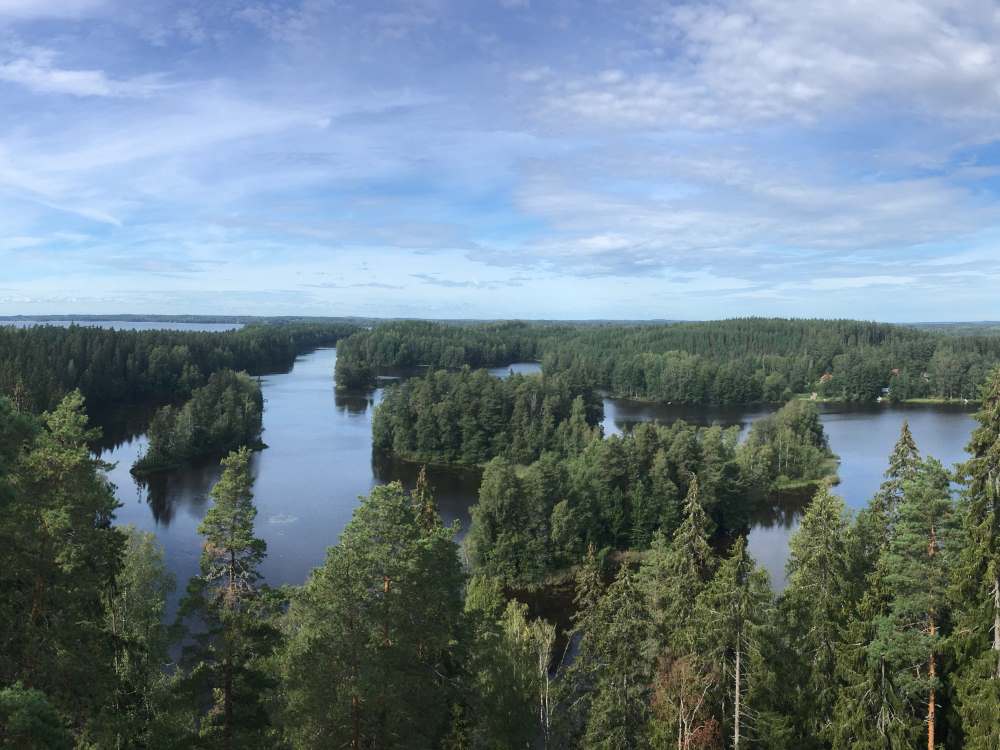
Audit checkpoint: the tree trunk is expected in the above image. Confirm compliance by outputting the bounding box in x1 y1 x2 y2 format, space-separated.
733 643 741 750
677 694 683 750
927 619 935 750
224 653 233 750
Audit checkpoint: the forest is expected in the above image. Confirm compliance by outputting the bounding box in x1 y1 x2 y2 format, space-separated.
372 367 602 465
337 318 1000 403
132 369 264 476
0 320 357 413
1 317 999 749
0 367 998 748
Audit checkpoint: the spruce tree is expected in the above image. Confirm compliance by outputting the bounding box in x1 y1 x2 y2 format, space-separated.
952 366 1000 748
832 423 926 749
642 476 716 651
873 420 921 523
694 536 772 750
571 564 653 750
639 477 719 749
780 486 851 747
871 458 957 749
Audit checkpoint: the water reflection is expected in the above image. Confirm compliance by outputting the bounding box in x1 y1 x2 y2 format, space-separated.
335 390 377 415
97 349 980 606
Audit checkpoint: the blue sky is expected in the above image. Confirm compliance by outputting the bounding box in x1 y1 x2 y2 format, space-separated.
2 0 1000 320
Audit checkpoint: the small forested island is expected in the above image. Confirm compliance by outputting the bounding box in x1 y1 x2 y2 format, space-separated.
373 370 838 586
1 317 999 749
132 369 265 476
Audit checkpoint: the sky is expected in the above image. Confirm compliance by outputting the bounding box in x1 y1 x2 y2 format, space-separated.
2 0 1000 320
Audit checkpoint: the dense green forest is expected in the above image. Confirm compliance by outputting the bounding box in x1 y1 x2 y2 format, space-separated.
0 368 999 748
132 370 264 476
0 321 357 413
334 320 555 389
336 318 1000 403
372 367 602 465
465 399 836 587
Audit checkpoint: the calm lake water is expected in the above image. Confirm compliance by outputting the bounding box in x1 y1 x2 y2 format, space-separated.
99 349 979 604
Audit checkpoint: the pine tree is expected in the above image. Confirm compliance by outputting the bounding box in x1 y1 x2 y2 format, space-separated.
0 682 73 750
177 447 281 749
694 537 772 750
0 391 123 729
280 482 465 749
780 486 851 747
952 366 1000 748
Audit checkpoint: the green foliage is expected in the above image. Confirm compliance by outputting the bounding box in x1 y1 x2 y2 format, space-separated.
334 320 551 389
741 400 836 489
176 447 282 749
91 527 178 747
779 486 852 746
279 482 465 749
373 367 601 465
0 321 356 413
555 562 653 749
460 582 553 749
951 366 1000 749
0 391 124 725
339 317 1000 404
694 537 774 748
134 369 264 475
466 413 820 588
0 683 72 750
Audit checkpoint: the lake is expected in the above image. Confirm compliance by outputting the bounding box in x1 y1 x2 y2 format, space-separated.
99 349 979 605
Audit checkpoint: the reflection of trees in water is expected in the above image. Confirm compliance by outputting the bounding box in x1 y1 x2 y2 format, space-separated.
370 452 482 536
90 403 160 452
137 465 218 526
750 488 812 530
335 390 374 415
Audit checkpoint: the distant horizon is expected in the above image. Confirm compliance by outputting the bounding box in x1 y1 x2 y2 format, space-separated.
3 313 1000 326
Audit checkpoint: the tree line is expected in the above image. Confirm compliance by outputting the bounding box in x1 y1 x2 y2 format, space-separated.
334 320 554 389
333 318 1000 403
132 369 264 476
2 369 999 747
0 321 357 413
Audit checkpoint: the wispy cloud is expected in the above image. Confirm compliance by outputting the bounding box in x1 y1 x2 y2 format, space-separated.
5 0 1000 320
0 48 167 97
0 0 107 19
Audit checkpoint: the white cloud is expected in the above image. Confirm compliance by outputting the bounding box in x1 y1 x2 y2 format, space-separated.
0 48 167 97
543 0 1000 131
0 0 107 19
804 275 917 291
